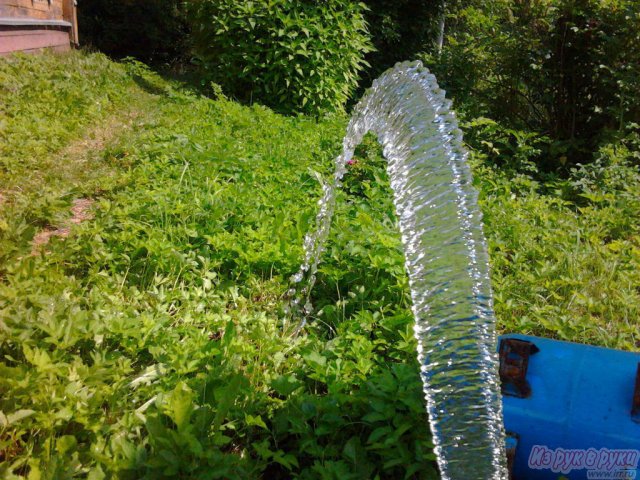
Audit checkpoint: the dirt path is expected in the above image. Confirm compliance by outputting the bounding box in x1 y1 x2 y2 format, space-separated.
50 109 144 192
58 110 142 172
24 103 153 254
31 198 95 254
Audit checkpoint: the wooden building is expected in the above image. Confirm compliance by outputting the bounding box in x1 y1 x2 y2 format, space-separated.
1 0 78 55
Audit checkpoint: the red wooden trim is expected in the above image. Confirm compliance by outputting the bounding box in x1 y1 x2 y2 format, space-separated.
0 0 64 20
0 17 71 27
0 28 70 54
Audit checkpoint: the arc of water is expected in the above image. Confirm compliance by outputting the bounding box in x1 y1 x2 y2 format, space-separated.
289 61 507 480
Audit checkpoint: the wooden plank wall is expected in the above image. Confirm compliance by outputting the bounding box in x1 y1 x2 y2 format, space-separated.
0 0 76 54
0 28 70 54
0 0 64 21
61 0 77 43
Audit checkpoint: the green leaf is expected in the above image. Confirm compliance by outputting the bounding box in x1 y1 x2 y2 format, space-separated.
245 414 268 430
161 381 194 431
303 350 326 368
87 466 106 480
129 364 167 388
367 426 392 444
56 435 77 455
271 374 302 396
6 409 36 425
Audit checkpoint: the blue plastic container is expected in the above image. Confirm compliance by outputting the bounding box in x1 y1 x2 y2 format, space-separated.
498 334 640 480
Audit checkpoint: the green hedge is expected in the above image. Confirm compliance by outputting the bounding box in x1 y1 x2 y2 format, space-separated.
188 0 373 115
422 0 640 167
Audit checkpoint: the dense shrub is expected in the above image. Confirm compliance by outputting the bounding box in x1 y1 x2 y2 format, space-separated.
188 0 373 115
422 0 640 168
534 0 640 162
359 0 441 85
78 0 188 64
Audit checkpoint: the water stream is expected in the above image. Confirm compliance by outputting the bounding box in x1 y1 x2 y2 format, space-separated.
288 61 507 479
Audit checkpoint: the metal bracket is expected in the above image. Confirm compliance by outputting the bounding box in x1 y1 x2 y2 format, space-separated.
499 338 539 398
632 363 640 423
505 432 519 480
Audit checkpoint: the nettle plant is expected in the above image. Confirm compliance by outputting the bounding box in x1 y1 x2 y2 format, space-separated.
188 0 373 116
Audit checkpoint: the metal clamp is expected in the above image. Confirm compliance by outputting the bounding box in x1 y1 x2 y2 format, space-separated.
505 432 519 480
499 338 539 398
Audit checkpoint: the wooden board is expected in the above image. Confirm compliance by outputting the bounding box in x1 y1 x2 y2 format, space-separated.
0 0 76 53
0 0 64 21
0 27 69 54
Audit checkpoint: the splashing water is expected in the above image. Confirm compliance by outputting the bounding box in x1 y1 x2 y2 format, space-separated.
288 61 507 479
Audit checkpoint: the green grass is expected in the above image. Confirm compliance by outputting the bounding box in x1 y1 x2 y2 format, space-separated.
0 51 638 478
476 158 640 350
0 52 160 265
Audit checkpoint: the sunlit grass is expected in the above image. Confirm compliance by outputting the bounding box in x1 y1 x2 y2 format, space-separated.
0 51 637 478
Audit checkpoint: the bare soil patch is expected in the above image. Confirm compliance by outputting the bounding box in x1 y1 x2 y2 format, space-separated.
24 108 147 255
31 198 94 254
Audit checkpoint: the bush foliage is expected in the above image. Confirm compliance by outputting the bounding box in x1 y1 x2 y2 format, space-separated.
78 0 188 64
359 0 441 84
423 0 640 167
187 0 373 115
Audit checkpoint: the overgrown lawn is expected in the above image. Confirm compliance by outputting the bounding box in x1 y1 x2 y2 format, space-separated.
0 51 637 479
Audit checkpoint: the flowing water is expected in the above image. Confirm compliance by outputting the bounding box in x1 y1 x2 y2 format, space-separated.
288 61 507 479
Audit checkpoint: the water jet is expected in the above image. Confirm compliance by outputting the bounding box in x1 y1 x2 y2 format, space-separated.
289 60 507 480
289 60 640 480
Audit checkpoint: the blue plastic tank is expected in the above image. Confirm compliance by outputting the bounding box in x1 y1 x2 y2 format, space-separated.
498 334 640 480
